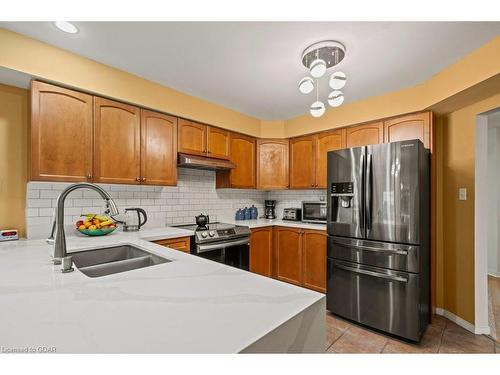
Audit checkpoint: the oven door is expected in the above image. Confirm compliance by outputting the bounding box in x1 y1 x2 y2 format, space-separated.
196 237 250 271
327 258 421 341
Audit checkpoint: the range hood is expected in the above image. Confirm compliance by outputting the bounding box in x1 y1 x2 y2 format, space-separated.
177 153 236 171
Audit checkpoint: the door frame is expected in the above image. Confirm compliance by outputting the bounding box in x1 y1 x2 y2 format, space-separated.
474 109 500 334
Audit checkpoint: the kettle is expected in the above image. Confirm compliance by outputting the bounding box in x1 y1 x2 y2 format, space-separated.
123 208 148 232
195 213 209 227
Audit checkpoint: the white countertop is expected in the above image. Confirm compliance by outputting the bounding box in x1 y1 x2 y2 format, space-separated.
0 226 324 353
225 218 327 231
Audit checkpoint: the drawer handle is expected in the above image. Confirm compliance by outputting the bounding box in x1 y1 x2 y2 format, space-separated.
335 263 408 283
332 240 408 255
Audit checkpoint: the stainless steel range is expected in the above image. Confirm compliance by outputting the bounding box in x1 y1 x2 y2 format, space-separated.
173 222 251 270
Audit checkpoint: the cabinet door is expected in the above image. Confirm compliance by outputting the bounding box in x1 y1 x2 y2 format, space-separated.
384 112 432 149
141 109 178 186
94 97 141 184
290 135 315 189
154 237 191 253
230 132 256 188
346 121 384 148
274 227 302 285
207 126 230 160
178 119 207 156
31 81 93 182
316 129 346 188
302 230 327 293
256 139 289 189
250 227 273 277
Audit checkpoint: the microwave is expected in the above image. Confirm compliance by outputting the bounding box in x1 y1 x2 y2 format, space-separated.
301 201 327 224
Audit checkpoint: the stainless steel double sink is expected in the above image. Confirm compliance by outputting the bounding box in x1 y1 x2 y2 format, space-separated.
71 245 171 278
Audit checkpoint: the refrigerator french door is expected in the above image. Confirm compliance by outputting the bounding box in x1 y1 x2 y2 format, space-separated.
326 139 430 342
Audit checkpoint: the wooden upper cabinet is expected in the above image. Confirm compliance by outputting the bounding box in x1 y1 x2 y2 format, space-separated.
178 119 207 156
31 81 93 182
141 109 178 186
346 121 384 148
302 230 327 293
94 97 141 184
256 139 289 189
250 227 273 277
207 126 230 160
274 227 302 285
316 129 346 188
384 111 432 149
217 132 256 188
290 135 316 189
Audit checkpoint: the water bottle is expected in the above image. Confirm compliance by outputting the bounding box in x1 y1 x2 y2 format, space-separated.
236 209 244 221
235 209 242 220
244 207 251 220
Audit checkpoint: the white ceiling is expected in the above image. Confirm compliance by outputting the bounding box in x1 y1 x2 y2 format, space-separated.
1 22 499 120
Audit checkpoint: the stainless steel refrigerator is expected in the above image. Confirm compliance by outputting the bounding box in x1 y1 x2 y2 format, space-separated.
326 139 430 341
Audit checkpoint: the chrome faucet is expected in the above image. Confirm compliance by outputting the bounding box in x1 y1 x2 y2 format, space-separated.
47 183 120 269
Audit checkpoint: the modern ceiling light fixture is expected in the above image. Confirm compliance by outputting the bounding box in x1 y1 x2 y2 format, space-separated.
54 21 79 34
298 76 314 94
299 40 347 117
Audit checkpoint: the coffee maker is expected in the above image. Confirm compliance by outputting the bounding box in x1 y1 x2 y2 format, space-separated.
264 200 276 219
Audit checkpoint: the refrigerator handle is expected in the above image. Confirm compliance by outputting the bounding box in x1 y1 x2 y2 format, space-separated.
366 153 373 231
360 153 365 230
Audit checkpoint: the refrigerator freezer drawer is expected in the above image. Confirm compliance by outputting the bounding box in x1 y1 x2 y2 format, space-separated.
328 236 420 273
327 258 422 341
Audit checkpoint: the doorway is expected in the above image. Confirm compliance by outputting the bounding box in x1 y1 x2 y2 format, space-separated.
475 108 500 340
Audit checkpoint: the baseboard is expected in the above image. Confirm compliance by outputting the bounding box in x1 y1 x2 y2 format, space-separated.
435 308 490 335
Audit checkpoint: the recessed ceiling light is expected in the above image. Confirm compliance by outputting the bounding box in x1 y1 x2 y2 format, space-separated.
54 21 79 34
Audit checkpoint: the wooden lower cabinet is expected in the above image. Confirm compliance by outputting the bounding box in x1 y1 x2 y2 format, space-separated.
302 230 327 293
153 236 191 253
249 227 273 277
274 227 302 285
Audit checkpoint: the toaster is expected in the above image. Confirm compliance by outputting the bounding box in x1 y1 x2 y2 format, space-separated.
282 208 302 221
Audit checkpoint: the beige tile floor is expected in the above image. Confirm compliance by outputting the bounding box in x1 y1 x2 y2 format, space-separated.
325 312 499 353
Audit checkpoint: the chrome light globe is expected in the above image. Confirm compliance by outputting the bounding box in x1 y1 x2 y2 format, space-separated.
298 77 314 94
329 71 347 90
309 58 327 78
328 90 344 107
310 101 325 117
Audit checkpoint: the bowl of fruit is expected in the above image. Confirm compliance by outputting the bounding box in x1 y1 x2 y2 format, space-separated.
76 214 117 236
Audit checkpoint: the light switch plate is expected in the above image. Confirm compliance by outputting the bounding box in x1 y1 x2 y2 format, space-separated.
458 187 467 201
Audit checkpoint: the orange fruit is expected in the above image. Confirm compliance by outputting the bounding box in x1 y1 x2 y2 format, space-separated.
78 225 86 230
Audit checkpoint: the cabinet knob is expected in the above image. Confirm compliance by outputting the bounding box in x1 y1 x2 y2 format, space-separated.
86 174 92 180
135 177 141 182
141 177 146 182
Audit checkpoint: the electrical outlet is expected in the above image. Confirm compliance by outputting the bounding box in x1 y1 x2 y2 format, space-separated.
458 187 467 201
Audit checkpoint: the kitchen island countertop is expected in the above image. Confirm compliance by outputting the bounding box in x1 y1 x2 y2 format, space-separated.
0 226 325 353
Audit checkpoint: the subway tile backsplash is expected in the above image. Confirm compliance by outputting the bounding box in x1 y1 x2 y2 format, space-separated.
25 168 326 239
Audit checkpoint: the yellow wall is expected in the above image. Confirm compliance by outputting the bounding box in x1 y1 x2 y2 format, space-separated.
0 28 262 137
436 94 500 324
0 84 28 236
283 36 500 138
